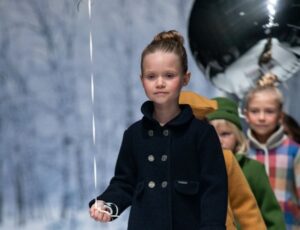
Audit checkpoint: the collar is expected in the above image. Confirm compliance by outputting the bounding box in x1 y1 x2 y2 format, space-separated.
141 101 194 127
235 153 249 165
247 125 286 149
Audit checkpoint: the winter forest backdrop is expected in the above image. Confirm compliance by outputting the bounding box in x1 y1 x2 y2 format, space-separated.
0 0 220 229
1 1 300 230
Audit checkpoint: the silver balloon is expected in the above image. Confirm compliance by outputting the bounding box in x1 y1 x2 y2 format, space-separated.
189 0 300 99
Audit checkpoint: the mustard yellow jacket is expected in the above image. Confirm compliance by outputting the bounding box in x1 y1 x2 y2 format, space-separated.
224 149 266 230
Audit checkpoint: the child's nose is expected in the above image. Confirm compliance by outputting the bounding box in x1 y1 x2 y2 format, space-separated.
156 76 165 87
258 112 266 120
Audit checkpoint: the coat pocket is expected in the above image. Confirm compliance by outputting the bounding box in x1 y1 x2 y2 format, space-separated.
174 180 199 195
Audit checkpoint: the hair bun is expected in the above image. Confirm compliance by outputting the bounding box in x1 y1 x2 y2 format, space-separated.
256 72 280 87
153 30 184 46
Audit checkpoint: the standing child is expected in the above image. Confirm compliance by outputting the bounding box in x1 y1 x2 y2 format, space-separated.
243 77 300 229
206 96 286 230
88 30 228 229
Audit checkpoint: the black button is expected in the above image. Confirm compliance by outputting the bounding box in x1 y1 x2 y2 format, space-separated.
148 130 154 136
163 130 169 136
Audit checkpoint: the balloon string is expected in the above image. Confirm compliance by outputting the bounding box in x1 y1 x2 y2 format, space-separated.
88 0 97 203
88 0 118 218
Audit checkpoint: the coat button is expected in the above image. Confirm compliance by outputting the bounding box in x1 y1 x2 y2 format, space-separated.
148 130 154 136
161 181 168 188
148 155 155 162
161 155 167 161
148 181 155 188
163 129 169 136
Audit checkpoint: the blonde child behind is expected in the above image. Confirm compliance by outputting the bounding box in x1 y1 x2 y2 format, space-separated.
244 80 300 229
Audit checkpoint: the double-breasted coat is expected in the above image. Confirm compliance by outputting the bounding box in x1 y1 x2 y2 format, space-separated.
90 101 228 230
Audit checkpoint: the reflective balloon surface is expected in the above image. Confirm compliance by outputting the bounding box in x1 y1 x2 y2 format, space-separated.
188 0 300 99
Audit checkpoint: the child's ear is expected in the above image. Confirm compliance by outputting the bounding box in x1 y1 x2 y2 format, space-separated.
278 111 284 124
140 74 146 88
183 72 191 86
140 74 143 82
243 109 249 123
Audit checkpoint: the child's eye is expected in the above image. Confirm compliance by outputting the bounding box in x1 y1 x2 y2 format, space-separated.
265 109 277 114
164 73 176 79
249 109 259 114
143 75 156 80
220 132 232 137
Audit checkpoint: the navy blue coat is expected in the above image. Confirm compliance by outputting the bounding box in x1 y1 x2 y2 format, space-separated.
90 101 227 230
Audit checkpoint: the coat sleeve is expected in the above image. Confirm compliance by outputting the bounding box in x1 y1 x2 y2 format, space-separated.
197 125 228 229
224 150 266 230
89 128 136 216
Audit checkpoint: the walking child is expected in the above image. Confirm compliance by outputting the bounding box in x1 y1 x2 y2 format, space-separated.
88 30 228 230
206 96 285 229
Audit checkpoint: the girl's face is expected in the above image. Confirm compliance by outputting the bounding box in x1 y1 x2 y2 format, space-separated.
141 51 190 107
210 121 237 152
244 91 283 143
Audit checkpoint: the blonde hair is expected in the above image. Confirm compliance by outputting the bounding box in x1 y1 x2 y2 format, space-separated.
211 119 248 154
244 73 283 110
141 30 188 74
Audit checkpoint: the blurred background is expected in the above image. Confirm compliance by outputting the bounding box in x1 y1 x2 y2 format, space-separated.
0 0 299 229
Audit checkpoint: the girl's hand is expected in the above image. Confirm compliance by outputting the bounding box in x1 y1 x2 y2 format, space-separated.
89 200 112 222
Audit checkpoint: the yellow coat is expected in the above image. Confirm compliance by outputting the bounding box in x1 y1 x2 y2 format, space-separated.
224 149 266 230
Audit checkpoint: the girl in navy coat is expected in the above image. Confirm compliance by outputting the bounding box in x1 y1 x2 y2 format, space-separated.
89 30 228 230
